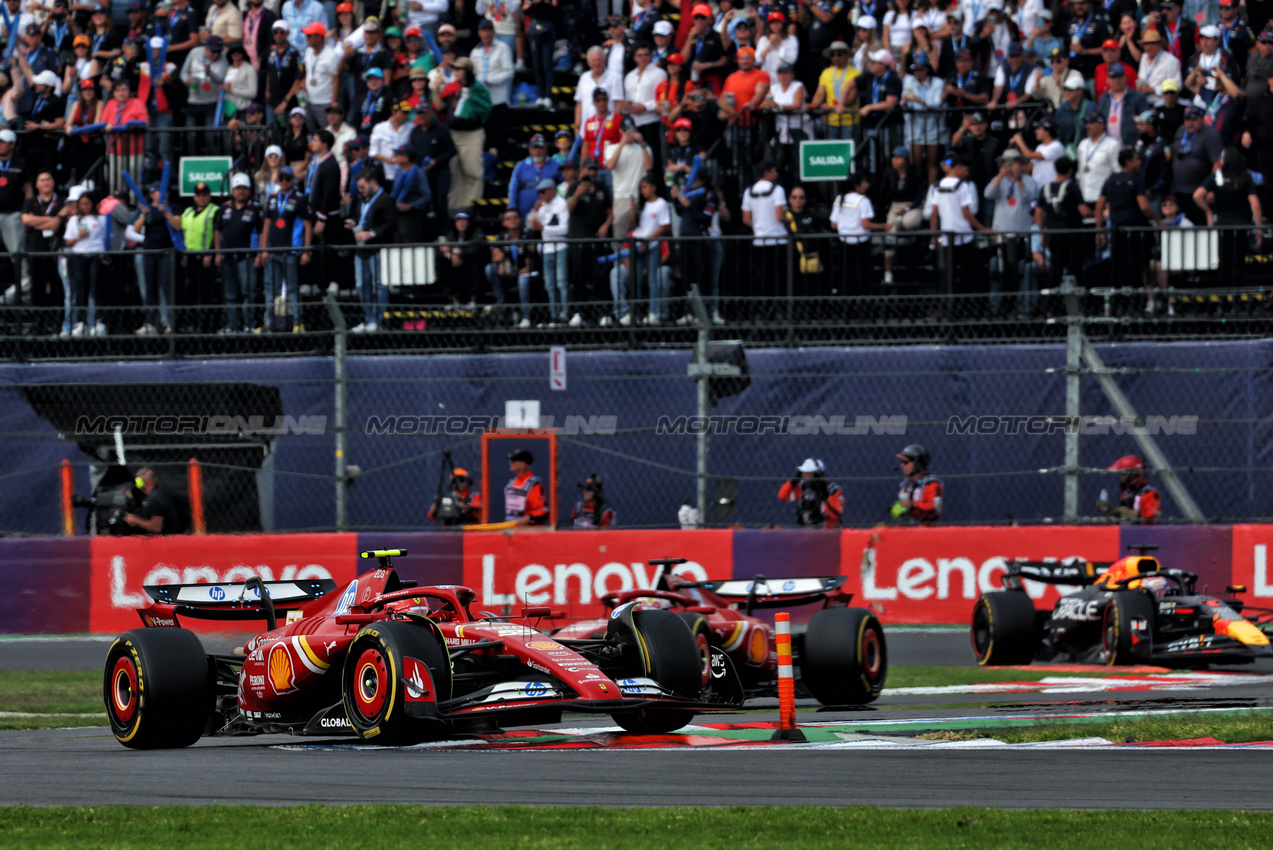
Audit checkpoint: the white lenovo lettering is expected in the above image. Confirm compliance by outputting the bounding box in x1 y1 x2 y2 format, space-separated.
481 555 710 607
110 555 333 610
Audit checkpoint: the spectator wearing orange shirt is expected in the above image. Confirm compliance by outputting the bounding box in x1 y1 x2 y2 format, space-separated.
718 45 770 195
505 448 549 525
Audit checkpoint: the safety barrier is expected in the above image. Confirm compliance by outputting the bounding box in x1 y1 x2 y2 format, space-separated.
4 523 1270 634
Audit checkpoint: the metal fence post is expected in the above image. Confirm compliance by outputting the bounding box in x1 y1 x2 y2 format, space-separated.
1062 274 1081 522
688 285 711 528
325 292 348 531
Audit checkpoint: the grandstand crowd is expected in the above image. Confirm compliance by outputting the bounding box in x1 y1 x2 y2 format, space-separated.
0 0 1268 334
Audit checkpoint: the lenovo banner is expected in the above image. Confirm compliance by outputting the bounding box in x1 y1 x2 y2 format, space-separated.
461 529 735 621
1230 525 1273 601
89 533 358 634
839 526 1123 624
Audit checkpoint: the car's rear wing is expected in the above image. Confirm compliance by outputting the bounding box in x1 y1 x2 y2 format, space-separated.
693 576 848 610
144 578 337 608
1001 558 1107 591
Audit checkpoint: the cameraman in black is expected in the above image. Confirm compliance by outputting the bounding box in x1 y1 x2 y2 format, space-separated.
428 466 483 526
777 458 844 529
121 468 183 535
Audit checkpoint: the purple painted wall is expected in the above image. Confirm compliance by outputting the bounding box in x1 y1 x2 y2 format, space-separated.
355 532 465 586
0 538 91 633
1121 525 1235 594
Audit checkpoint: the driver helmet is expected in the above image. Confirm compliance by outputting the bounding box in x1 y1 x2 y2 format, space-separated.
1108 455 1148 490
1140 575 1171 599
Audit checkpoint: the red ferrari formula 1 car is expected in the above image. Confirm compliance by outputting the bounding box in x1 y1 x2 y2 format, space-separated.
553 559 888 705
103 550 744 749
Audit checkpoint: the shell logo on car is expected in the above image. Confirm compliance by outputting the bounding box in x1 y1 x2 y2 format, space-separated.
269 643 295 694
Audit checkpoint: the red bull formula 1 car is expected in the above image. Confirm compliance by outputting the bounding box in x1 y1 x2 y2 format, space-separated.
553 559 888 705
103 550 744 749
972 545 1273 667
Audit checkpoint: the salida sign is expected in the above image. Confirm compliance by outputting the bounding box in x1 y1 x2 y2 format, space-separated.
89 533 358 633
838 526 1122 623
461 530 735 620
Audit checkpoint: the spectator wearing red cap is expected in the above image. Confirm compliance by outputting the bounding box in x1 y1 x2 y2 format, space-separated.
756 10 798 77
682 4 727 95
1093 38 1138 100
655 54 695 142
301 20 343 129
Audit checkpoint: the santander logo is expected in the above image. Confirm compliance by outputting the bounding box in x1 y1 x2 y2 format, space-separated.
108 555 334 609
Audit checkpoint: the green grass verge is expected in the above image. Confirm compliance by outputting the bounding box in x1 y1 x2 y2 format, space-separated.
882 665 1163 689
916 711 1273 745
2 806 1273 848
0 671 103 714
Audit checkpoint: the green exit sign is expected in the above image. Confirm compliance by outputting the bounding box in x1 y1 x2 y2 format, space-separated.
799 140 855 182
178 156 232 196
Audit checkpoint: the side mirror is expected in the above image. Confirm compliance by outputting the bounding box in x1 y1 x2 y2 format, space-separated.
1226 585 1247 594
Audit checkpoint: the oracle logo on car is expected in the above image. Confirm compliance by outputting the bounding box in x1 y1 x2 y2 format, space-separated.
476 553 709 608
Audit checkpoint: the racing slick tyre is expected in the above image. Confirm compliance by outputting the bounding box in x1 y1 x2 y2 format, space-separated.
1102 590 1156 666
971 591 1040 666
342 621 452 745
103 628 215 750
799 608 887 705
611 608 701 735
675 612 713 690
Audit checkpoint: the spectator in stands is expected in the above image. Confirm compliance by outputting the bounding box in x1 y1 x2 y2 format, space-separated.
856 49 902 152
410 104 456 222
1246 26 1273 104
651 19 676 66
64 35 100 97
266 21 302 118
486 208 531 314
307 129 342 252
614 172 673 324
930 153 988 313
741 159 787 302
509 133 561 217
1096 148 1159 298
1184 25 1238 103
572 475 616 528
1244 54 1273 206
1169 104 1223 223
1215 0 1254 78
161 0 202 74
1094 38 1137 100
830 172 886 291
1194 147 1263 284
344 18 394 120
371 100 413 186
605 116 652 244
476 0 523 78
103 77 148 149
625 41 668 154
354 68 391 136
763 63 808 184
348 168 397 332
949 111 1001 211
391 144 431 241
944 49 990 140
1194 61 1245 146
212 174 263 336
1035 155 1092 286
1152 0 1196 70
1066 0 1112 76
988 42 1037 110
103 36 146 97
282 106 312 171
809 40 859 142
258 166 311 332
523 0 558 108
1098 455 1160 524
21 172 62 319
1011 116 1063 186
1136 29 1182 108
302 22 342 130
242 0 278 70
1134 109 1169 197
437 209 485 307
575 46 624 133
684 4 727 94
880 145 922 286
1148 194 1188 314
436 56 490 211
283 0 327 53
985 148 1038 316
901 53 943 184
603 15 635 81
20 70 65 182
325 104 358 164
181 34 228 146
164 182 219 332
528 177 571 324
0 129 31 308
132 183 175 335
1025 9 1061 65
1076 112 1121 205
757 11 798 77
718 46 769 195
566 157 612 321
1034 47 1080 108
205 0 244 42
1098 64 1149 147
471 19 514 140
63 186 106 338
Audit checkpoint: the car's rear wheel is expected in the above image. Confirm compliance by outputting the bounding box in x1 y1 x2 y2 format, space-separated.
1102 590 1155 666
799 608 888 705
103 628 214 750
971 592 1040 666
611 608 700 735
342 621 451 745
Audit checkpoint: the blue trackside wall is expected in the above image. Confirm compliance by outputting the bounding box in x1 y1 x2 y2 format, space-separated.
0 340 1269 532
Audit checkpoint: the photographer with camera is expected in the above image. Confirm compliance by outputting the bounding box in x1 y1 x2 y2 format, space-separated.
777 458 844 529
571 474 616 528
121 468 184 535
428 459 483 526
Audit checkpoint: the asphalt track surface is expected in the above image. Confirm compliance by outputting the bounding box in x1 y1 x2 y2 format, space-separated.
7 630 1273 809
